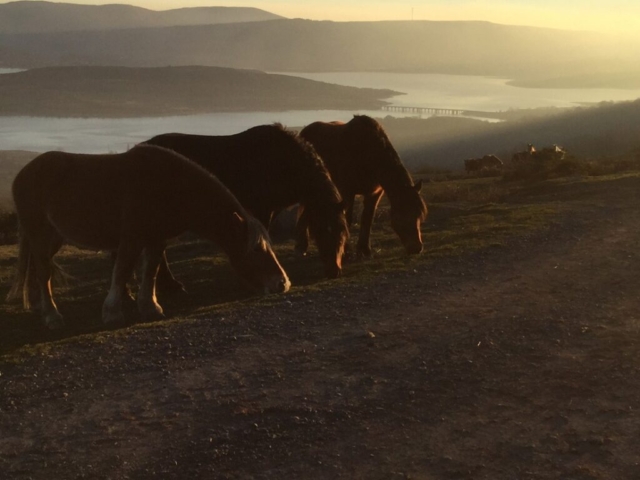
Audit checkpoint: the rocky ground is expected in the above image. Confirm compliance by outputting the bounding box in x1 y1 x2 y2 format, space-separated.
1 174 639 479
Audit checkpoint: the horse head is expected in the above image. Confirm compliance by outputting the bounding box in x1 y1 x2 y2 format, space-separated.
227 213 291 294
307 200 349 278
389 180 427 255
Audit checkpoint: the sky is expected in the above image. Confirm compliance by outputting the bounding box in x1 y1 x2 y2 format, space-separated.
3 0 640 36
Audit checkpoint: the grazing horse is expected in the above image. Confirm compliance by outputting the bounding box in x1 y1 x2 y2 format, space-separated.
298 115 427 257
464 158 482 173
143 124 348 281
465 154 503 173
532 144 567 161
511 143 536 163
7 145 290 330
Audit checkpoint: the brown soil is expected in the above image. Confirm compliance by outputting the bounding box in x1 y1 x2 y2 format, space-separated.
1 175 640 479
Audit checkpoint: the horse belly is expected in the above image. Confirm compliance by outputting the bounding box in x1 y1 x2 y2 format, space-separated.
46 196 122 250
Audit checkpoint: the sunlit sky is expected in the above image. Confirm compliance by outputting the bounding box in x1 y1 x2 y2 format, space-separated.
3 0 640 36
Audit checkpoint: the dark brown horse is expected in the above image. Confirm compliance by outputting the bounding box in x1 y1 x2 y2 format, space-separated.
143 124 348 282
465 154 503 173
7 145 290 330
297 115 427 257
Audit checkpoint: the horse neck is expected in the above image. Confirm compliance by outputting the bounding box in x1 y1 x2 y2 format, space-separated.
299 174 340 210
186 190 246 255
379 162 414 204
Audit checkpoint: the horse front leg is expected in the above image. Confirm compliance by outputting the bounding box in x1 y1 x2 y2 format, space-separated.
137 242 166 322
155 249 186 296
356 191 383 258
294 205 310 256
103 240 143 326
340 194 356 260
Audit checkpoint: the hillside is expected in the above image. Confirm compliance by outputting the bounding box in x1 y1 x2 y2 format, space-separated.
2 165 640 477
0 18 630 81
0 66 398 117
380 99 640 169
0 1 283 34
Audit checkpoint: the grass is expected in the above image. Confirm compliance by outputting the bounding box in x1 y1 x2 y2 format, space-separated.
0 194 556 359
3 151 639 359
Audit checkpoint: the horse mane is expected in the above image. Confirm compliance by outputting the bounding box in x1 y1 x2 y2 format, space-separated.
132 144 249 216
405 185 428 221
263 123 342 207
346 116 426 220
347 115 411 181
245 215 270 252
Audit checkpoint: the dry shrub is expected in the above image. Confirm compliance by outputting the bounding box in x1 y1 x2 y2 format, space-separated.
0 209 18 245
585 154 640 176
503 156 586 182
425 181 506 204
503 152 640 182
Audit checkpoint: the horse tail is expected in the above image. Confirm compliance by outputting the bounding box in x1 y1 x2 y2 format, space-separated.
6 228 33 309
5 229 69 310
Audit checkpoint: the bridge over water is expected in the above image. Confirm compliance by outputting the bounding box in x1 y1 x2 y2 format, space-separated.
382 105 465 115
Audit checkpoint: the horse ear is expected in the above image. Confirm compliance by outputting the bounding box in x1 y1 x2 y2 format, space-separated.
232 212 246 230
414 180 423 192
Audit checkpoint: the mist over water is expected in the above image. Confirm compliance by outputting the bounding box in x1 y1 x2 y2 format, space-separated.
2 72 640 154
288 72 640 111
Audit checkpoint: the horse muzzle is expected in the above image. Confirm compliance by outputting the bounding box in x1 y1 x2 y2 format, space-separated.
324 263 342 279
264 274 291 294
405 242 424 255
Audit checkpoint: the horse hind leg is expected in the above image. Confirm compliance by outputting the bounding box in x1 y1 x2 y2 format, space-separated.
28 227 65 329
103 239 143 325
137 243 166 322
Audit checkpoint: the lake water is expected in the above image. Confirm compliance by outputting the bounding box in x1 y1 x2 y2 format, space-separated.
2 70 640 153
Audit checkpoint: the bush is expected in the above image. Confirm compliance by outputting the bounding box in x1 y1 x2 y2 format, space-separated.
0 210 18 245
503 152 640 183
585 154 640 176
503 156 587 182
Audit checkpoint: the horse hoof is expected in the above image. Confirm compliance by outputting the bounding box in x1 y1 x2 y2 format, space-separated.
140 308 166 323
102 310 126 326
44 312 65 330
156 280 187 296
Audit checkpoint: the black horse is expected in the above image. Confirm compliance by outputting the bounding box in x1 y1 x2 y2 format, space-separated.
143 124 348 285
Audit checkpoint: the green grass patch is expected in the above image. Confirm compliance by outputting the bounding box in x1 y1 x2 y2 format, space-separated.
0 167 616 360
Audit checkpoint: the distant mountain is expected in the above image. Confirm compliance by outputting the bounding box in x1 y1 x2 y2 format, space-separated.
0 18 628 80
0 66 398 117
0 1 283 34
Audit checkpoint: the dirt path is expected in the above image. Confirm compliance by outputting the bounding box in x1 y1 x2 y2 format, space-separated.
1 176 640 479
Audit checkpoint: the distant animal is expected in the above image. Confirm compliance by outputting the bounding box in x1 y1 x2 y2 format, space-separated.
464 158 482 172
143 124 348 282
532 144 567 162
465 154 503 173
7 145 290 330
511 143 536 163
298 115 427 257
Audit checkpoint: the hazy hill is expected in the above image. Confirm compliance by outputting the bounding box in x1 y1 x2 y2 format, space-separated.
0 150 37 208
382 100 640 170
0 1 283 34
0 18 627 80
0 66 398 117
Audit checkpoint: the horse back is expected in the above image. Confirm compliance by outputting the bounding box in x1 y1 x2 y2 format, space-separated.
144 127 312 214
300 120 388 196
